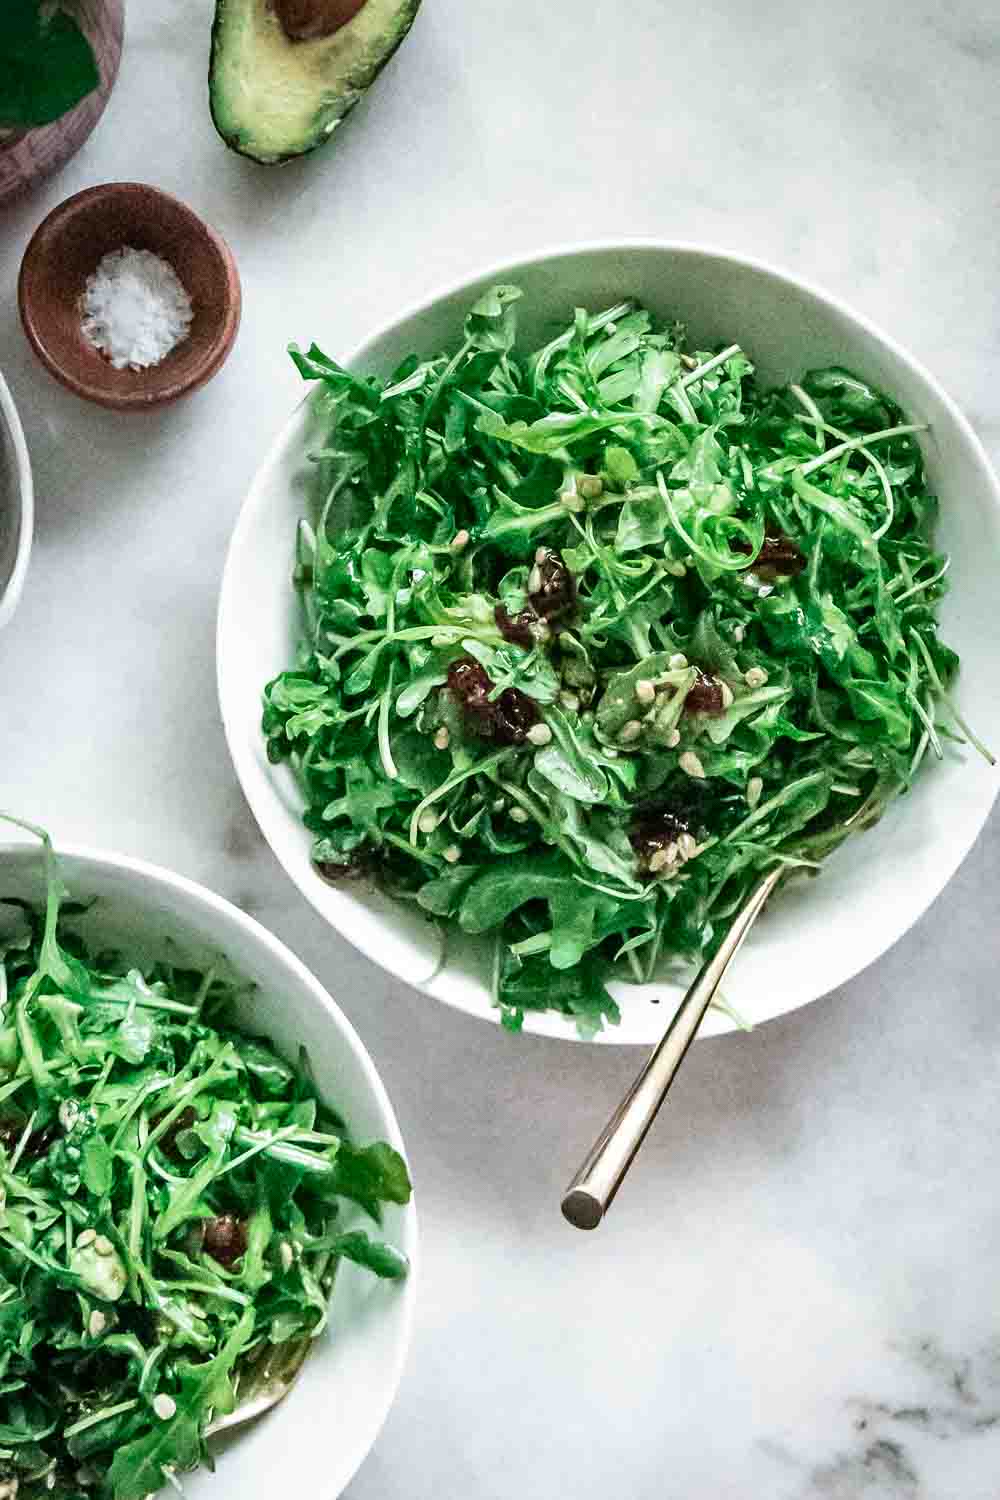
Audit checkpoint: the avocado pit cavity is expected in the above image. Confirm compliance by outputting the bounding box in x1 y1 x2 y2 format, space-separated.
274 0 369 41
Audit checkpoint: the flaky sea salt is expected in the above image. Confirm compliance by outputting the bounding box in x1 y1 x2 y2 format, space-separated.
80 246 193 371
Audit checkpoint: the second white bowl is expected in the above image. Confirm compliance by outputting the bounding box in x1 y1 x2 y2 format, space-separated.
0 372 33 631
218 241 1000 1045
0 840 418 1499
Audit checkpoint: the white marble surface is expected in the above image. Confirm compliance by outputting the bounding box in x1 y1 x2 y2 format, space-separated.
2 2 1000 1495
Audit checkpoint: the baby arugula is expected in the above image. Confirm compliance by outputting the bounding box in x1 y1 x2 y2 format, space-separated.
264 288 989 1035
0 819 410 1500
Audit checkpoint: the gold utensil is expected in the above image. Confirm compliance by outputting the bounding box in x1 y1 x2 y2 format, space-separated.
562 867 783 1230
206 1337 312 1437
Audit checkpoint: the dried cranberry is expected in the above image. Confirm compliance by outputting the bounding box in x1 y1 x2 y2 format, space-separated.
528 549 576 623
447 656 539 745
495 549 576 646
152 1107 197 1162
314 846 377 883
316 858 364 882
448 657 493 714
24 1124 59 1161
0 1116 56 1161
629 807 691 865
494 604 535 649
732 531 806 578
684 671 726 717
491 688 540 745
202 1215 248 1269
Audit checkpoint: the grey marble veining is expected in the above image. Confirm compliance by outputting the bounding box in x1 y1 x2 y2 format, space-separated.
2 2 999 1496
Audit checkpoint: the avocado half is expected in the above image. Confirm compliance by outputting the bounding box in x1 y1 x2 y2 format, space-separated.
209 0 422 164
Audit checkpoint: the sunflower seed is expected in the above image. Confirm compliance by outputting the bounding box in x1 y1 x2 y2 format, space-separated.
648 845 677 874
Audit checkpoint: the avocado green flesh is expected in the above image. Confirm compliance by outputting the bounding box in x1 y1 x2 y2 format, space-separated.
210 0 421 164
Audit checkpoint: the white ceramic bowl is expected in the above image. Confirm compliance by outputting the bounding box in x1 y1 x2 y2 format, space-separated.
218 242 1000 1045
0 840 417 1499
0 371 33 630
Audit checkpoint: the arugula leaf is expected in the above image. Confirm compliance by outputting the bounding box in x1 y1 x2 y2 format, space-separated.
107 1310 255 1500
415 862 480 915
532 706 610 804
80 1133 112 1197
327 1230 409 1280
475 405 658 455
463 284 522 352
458 860 574 935
328 1141 413 1220
461 638 560 703
616 489 667 553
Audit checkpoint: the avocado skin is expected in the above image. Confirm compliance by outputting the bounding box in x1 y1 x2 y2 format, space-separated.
209 0 422 165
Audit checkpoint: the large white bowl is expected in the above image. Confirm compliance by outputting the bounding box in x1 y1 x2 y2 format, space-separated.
0 840 418 1499
218 242 1000 1045
0 371 33 631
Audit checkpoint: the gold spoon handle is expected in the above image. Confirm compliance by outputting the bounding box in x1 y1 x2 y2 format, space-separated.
561 866 783 1230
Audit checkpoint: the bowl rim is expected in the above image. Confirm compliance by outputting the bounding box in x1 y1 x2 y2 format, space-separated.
0 836 419 1494
0 370 34 631
17 181 242 411
217 235 1000 1044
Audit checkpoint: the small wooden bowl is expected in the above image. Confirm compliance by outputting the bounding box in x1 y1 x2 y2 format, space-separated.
18 183 241 410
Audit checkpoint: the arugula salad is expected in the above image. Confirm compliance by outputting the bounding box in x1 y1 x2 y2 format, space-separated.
263 287 989 1035
0 822 411 1500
